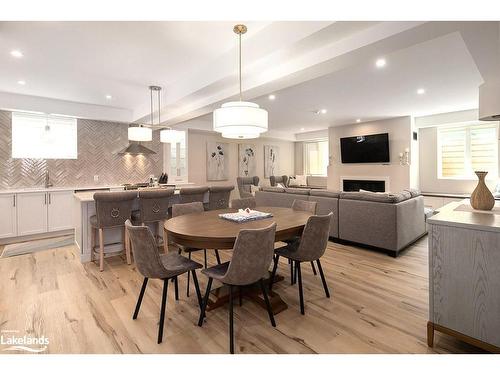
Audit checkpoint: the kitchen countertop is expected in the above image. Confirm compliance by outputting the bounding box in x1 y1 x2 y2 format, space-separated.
427 199 500 233
0 181 194 195
0 185 124 195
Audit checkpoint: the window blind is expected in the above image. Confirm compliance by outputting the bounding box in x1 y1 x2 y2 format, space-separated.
438 123 498 179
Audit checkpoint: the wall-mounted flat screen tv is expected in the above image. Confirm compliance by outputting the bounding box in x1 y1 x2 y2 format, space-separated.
340 133 390 163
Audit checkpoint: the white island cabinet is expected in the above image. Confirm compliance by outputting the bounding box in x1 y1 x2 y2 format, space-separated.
427 199 500 352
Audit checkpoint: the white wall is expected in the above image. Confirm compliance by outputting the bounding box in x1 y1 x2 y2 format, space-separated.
417 109 498 194
327 116 414 192
187 129 295 199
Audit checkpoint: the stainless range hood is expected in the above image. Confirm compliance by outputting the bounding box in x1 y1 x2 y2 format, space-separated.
118 142 156 155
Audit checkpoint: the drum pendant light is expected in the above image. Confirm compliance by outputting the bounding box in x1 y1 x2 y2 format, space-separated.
213 24 268 139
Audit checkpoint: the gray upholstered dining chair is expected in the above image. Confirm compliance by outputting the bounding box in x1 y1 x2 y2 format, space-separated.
289 199 318 279
270 175 289 187
171 202 222 296
179 186 209 204
133 188 174 242
236 176 259 198
269 212 333 315
91 191 137 271
207 185 235 210
125 220 203 344
230 197 257 210
198 223 277 354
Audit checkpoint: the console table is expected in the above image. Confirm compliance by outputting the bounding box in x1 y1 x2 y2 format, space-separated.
427 199 500 352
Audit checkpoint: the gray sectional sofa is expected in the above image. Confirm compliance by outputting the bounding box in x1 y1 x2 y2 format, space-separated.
255 187 426 257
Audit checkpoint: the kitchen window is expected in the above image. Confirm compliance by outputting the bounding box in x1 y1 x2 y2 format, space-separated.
304 140 329 176
438 123 498 179
11 112 78 159
163 130 188 183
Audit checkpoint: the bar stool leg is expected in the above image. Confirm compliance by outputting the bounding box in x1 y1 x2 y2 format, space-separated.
99 228 104 272
90 227 95 263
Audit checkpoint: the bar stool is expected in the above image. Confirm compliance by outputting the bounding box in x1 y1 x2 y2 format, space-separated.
133 188 174 243
207 185 235 210
90 191 137 271
179 186 209 205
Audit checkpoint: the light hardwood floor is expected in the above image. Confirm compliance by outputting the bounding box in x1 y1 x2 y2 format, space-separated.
0 236 485 354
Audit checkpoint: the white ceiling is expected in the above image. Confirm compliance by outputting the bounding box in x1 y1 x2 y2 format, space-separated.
0 21 498 140
0 21 270 111
176 31 483 139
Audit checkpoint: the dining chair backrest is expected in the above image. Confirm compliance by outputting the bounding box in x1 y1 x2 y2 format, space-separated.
138 188 175 223
237 176 259 198
230 197 257 210
125 220 169 279
93 191 137 228
179 186 209 204
295 213 333 261
208 185 235 210
219 223 277 286
172 201 204 218
270 175 289 187
291 199 317 215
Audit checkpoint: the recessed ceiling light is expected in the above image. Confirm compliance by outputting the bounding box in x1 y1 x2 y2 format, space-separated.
356 119 361 123
417 88 426 95
320 109 327 114
105 95 112 100
10 50 23 58
375 58 386 68
17 80 26 85
268 94 276 100
300 127 305 131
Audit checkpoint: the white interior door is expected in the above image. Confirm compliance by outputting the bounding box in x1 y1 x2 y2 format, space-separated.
0 194 17 238
17 192 48 236
47 191 74 232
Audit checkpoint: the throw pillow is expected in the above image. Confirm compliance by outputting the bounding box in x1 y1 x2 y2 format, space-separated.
276 183 285 188
250 185 260 196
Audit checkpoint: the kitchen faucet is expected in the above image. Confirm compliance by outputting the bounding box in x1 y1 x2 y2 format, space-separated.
45 170 53 188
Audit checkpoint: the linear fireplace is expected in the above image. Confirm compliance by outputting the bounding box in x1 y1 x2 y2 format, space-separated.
343 179 386 192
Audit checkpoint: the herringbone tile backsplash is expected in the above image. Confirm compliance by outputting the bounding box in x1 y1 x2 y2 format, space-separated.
0 110 163 189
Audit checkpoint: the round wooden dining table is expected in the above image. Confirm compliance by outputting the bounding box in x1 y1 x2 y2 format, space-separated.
163 206 312 314
164 206 311 250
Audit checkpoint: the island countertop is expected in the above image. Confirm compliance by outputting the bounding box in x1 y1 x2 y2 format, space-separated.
427 199 500 233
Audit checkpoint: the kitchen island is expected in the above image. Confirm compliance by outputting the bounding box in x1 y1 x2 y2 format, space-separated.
73 185 205 262
427 199 500 352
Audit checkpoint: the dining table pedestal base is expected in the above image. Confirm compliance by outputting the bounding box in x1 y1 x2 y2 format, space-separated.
205 272 288 315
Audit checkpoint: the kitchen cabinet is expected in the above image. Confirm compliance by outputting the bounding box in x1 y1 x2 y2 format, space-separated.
0 194 17 239
16 192 48 236
47 191 74 232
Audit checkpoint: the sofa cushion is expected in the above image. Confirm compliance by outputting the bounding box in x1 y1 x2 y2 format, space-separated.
340 190 411 203
261 186 285 193
310 189 340 198
284 188 311 195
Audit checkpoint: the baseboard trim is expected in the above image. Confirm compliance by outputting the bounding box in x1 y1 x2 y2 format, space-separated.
0 230 74 246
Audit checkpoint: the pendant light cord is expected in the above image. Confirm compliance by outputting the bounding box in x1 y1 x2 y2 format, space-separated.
150 87 154 126
239 31 242 101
